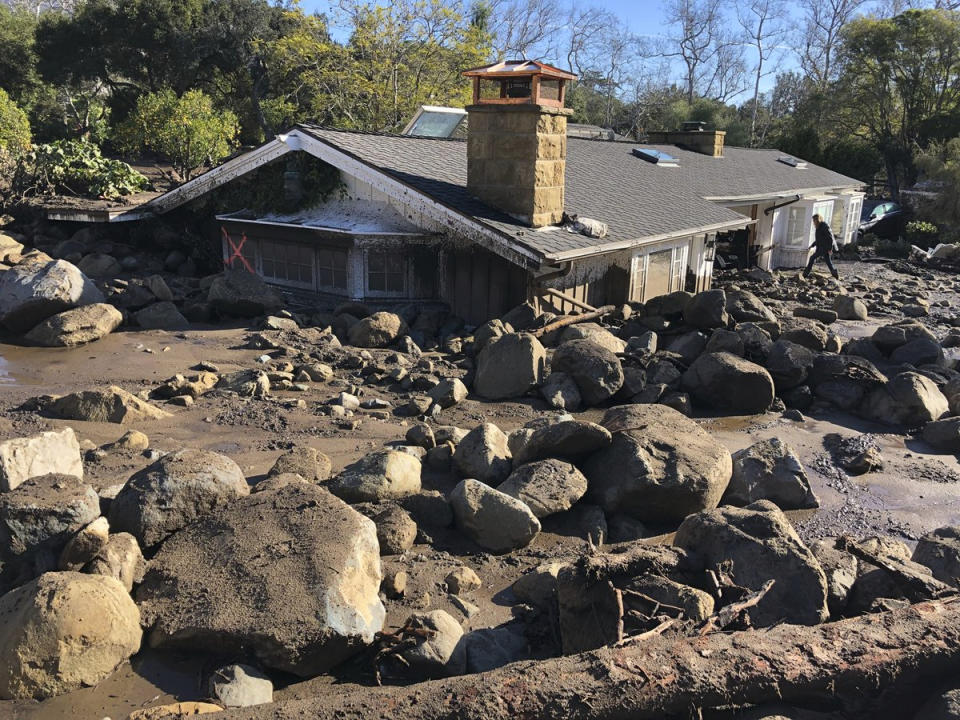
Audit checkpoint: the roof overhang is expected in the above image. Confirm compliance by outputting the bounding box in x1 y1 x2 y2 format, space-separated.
705 186 864 203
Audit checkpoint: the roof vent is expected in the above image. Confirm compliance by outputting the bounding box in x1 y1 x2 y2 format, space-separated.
633 148 679 167
778 156 808 169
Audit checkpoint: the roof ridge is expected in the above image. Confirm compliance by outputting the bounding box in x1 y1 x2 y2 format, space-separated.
297 123 467 143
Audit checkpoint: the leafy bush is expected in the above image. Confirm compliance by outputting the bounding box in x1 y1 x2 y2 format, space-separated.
14 139 149 199
0 88 31 158
905 220 939 249
116 89 238 181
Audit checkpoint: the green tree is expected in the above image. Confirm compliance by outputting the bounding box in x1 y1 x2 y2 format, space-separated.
915 138 960 231
0 5 39 104
835 9 960 196
116 89 238 180
0 88 31 157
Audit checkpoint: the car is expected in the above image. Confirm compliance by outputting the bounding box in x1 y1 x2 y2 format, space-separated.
858 201 910 240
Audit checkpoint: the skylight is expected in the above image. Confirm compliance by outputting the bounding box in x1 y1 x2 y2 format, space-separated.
777 156 808 169
633 148 679 167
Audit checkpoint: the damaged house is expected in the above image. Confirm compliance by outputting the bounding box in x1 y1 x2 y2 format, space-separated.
43 61 865 324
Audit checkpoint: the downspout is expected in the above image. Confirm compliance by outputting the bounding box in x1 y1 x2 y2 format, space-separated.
764 194 801 216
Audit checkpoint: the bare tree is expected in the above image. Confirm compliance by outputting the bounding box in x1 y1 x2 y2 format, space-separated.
798 0 866 91
564 4 616 76
737 0 788 145
484 0 564 60
1 0 79 16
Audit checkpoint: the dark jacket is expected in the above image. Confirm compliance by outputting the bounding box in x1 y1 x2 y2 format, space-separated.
812 221 836 253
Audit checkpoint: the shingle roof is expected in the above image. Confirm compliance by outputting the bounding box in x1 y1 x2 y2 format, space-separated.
296 124 862 262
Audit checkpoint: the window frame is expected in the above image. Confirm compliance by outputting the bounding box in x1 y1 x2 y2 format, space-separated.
365 250 407 297
259 238 315 290
316 247 349 293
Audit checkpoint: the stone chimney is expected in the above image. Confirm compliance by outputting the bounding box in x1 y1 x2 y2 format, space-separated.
646 121 725 158
463 60 577 228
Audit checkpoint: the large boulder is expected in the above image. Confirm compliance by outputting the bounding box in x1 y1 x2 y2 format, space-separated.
474 333 546 400
723 438 819 509
725 289 776 323
24 303 123 347
559 323 626 354
582 404 732 523
45 386 171 423
267 446 333 483
913 526 960 587
135 302 190 331
780 318 828 351
674 500 829 626
510 419 611 465
329 450 422 503
76 252 121 278
0 572 141 700
871 320 937 354
0 474 100 593
109 448 250 549
453 423 512 485
860 372 949 428
384 610 466 680
0 258 103 333
684 289 728 330
681 352 775 414
764 340 815 390
890 337 945 367
551 339 624 406
833 295 868 321
207 270 283 317
450 479 540 553
136 483 384 676
348 312 408 348
496 459 588 518
0 428 83 492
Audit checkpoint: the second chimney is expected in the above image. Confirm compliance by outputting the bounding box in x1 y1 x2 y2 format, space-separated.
463 60 577 228
646 122 726 158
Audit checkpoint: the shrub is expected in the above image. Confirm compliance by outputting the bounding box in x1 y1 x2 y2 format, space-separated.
0 88 31 158
905 220 939 249
14 139 149 199
116 88 239 181
857 232 878 247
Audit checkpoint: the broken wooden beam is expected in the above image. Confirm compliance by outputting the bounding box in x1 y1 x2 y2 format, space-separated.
532 305 617 338
217 597 960 720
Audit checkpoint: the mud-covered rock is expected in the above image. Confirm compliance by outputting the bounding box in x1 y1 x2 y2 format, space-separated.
860 372 948 427
453 423 512 485
330 450 422 503
24 303 122 347
681 352 775 414
723 438 818 510
348 312 408 348
0 258 104 333
551 339 624 406
450 479 540 553
208 270 282 317
474 333 546 400
496 459 588 518
135 301 190 331
45 386 171 424
267 446 332 483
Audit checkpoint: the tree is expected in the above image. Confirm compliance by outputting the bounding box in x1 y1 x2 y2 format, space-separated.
915 138 960 230
116 88 238 180
737 0 787 145
798 0 867 92
835 9 960 196
483 0 563 60
0 5 39 103
0 88 31 157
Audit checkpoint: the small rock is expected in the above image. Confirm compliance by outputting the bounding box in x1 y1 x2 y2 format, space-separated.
445 566 481 595
208 664 273 708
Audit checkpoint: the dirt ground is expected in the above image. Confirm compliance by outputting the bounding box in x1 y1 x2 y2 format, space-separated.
2 260 960 719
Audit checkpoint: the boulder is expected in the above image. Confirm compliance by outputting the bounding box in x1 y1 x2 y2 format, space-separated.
0 572 141 700
267 446 332 483
512 562 563 608
58 516 110 571
683 289 728 329
208 270 283 317
810 538 859 617
704 328 744 356
674 500 830 626
559 323 627 354
0 474 100 593
871 320 937 354
386 610 465 680
622 575 714 622
473 319 511 355
0 427 83 492
445 566 482 595
780 318 828 351
77 252 121 278
793 306 837 324
453 423 512 485
496 459 588 518
24 303 123 347
0 259 104 333
510 419 611 465
109 449 250 549
473 333 546 400
681 352 775 414
539 371 581 411
135 301 190 331
913 526 960 586
737 322 774 362
428 378 468 409
764 340 815 390
348 312 408 348
890 337 945 367
723 438 818 510
329 450 422 503
450 479 540 553
667 331 708 365
374 505 417 555
136 484 385 676
208 664 273 708
461 625 528 674
725 289 776 323
551 339 624 406
833 295 868 321
582 404 732 523
84 532 146 592
45 386 171 423
923 417 960 452
860 372 948 427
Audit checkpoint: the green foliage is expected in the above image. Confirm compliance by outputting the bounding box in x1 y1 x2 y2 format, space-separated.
0 6 39 103
0 89 31 158
915 138 960 230
905 220 939 248
14 139 149 199
116 89 239 181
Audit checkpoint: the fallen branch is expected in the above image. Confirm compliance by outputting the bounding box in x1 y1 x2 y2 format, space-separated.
699 579 775 634
531 305 616 338
218 598 960 720
838 536 956 602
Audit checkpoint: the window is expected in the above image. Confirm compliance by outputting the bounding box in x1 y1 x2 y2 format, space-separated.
631 254 647 302
367 252 405 294
633 148 679 166
645 248 674 299
830 199 845 237
260 240 314 288
785 206 808 248
317 248 348 290
671 244 687 290
813 200 834 246
845 196 863 243
635 244 688 302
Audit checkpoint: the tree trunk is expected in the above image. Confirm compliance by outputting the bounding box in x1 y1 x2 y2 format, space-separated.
219 598 960 720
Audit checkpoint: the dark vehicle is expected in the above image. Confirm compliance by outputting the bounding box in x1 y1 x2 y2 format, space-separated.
858 201 910 240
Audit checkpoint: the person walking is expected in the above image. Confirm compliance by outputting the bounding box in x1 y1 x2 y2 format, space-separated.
803 214 839 279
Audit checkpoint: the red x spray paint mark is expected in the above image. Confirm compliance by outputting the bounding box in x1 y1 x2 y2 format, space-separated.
222 226 254 273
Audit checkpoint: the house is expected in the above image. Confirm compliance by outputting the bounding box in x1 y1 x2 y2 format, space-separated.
40 61 865 324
